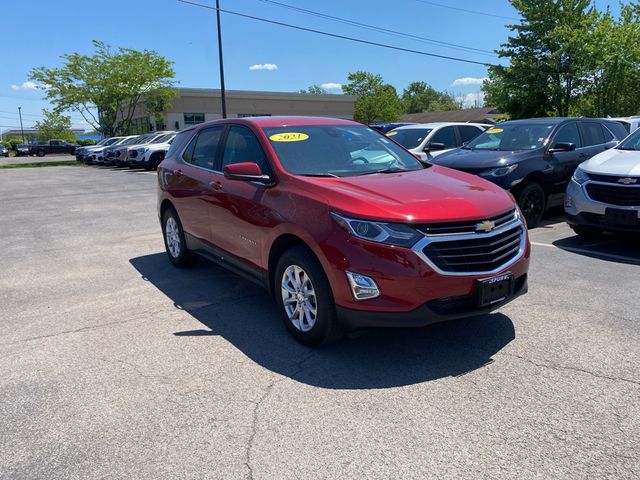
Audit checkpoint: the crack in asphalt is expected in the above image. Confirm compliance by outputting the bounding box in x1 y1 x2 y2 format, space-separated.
500 351 640 387
243 351 315 480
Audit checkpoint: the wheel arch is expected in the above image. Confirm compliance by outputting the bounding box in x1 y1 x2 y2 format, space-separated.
267 234 320 298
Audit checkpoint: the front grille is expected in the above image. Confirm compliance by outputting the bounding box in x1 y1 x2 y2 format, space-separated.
416 209 516 235
421 224 523 273
129 150 138 159
105 150 114 158
586 183 640 206
587 173 640 184
115 150 122 158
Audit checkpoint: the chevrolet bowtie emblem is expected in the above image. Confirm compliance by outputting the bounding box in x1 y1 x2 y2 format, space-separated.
618 177 638 185
476 220 496 232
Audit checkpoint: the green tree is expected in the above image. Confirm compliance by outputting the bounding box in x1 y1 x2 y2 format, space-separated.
342 71 402 124
484 0 599 118
401 81 460 113
299 84 328 94
33 109 75 142
30 40 177 136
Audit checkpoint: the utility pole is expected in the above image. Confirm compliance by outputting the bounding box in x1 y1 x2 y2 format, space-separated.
18 107 25 143
216 0 227 118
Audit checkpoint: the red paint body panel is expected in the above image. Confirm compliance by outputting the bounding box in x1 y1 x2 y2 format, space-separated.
158 117 530 321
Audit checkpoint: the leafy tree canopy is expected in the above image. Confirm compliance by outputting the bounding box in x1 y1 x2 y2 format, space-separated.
34 109 75 142
299 85 328 95
402 81 460 113
342 71 403 124
31 40 177 136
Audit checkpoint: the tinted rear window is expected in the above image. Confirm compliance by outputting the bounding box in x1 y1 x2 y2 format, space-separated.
166 129 195 158
605 121 629 139
581 122 605 146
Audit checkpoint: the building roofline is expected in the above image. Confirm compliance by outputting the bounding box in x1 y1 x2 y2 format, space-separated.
175 87 356 102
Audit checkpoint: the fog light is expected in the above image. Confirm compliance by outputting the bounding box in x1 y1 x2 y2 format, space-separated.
345 271 380 301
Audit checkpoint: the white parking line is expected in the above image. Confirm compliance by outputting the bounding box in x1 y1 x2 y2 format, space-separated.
530 241 640 264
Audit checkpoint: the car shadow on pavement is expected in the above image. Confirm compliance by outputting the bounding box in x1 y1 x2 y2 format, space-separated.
130 253 516 390
553 234 640 266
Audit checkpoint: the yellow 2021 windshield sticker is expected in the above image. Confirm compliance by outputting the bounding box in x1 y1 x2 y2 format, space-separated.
386 131 398 136
486 128 503 134
269 132 309 142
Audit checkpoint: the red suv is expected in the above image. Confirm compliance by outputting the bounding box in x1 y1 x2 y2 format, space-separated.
158 117 530 346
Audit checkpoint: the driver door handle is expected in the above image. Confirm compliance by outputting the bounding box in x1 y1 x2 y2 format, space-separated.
209 180 223 190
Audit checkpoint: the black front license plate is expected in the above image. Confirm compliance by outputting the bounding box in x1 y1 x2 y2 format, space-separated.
604 208 638 226
477 273 514 307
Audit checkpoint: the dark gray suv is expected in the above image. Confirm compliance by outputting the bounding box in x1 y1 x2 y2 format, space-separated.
432 118 629 227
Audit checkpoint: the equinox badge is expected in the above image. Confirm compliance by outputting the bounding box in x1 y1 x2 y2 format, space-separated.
475 220 496 232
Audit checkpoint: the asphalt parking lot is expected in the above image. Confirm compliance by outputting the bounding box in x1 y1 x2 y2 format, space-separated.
1 165 639 479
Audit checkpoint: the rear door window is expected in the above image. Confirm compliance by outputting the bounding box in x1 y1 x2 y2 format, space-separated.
581 122 605 146
166 129 194 158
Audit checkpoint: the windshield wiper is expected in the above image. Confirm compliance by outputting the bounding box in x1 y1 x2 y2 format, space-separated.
616 146 638 151
301 173 340 178
358 168 411 176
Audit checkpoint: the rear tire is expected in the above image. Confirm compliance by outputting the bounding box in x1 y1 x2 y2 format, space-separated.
274 247 342 346
162 207 193 268
516 182 546 228
36 149 45 157
570 225 603 239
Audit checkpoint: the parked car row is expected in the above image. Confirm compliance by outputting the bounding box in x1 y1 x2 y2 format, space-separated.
13 139 79 157
75 131 176 170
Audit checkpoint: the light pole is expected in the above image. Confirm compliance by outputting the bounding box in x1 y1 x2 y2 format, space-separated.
18 107 25 143
216 0 227 118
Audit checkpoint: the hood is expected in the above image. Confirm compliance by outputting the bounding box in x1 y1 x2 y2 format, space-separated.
581 148 640 176
432 148 538 170
139 142 171 151
296 165 515 223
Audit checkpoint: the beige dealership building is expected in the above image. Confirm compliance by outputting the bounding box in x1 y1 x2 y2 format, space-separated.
124 88 356 134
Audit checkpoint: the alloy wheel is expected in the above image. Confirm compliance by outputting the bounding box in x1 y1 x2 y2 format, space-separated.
281 265 318 332
165 216 181 258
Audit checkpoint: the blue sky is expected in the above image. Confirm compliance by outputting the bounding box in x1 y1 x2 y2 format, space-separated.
0 0 622 131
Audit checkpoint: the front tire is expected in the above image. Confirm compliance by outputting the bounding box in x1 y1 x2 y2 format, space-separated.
275 247 342 346
36 149 45 157
516 182 546 228
162 207 192 267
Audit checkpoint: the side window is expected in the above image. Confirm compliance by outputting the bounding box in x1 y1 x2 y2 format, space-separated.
430 126 457 149
553 123 582 149
221 126 267 171
458 125 483 144
601 126 614 142
183 126 224 169
604 121 629 140
581 122 605 146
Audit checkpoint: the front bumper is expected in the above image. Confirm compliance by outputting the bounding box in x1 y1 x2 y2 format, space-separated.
565 179 640 232
337 274 528 329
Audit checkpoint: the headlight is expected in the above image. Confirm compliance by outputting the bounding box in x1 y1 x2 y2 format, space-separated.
331 212 422 247
482 164 518 177
141 147 149 153
572 166 589 184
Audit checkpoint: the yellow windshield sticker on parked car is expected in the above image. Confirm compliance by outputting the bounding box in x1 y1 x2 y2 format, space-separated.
269 132 309 142
486 128 503 134
386 131 398 136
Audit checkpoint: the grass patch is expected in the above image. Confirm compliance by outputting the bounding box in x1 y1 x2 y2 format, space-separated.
0 161 82 169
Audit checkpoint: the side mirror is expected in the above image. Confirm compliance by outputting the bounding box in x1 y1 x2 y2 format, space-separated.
223 162 272 184
424 142 446 152
548 142 576 153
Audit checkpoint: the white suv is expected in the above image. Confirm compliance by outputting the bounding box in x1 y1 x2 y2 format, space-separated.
386 122 488 160
565 127 640 236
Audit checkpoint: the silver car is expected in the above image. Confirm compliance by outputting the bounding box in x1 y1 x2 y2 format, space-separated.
565 128 640 236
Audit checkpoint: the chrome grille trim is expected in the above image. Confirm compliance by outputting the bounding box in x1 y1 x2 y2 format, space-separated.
412 218 526 276
415 209 517 236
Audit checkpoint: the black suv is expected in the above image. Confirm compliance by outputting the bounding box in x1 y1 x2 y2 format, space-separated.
431 118 628 227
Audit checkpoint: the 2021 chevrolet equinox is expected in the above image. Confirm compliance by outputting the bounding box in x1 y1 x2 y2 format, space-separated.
157 117 530 346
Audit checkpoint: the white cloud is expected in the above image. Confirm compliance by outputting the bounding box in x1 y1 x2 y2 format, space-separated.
456 92 486 108
249 63 278 71
320 82 342 90
11 81 40 91
451 77 488 87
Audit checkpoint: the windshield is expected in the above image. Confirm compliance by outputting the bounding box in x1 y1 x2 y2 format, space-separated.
616 128 640 150
387 128 432 149
466 123 555 151
104 137 122 146
151 133 174 144
120 136 142 145
263 125 424 177
94 139 108 146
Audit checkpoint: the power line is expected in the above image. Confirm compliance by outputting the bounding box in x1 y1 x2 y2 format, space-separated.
178 0 499 68
255 0 497 57
413 0 519 21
